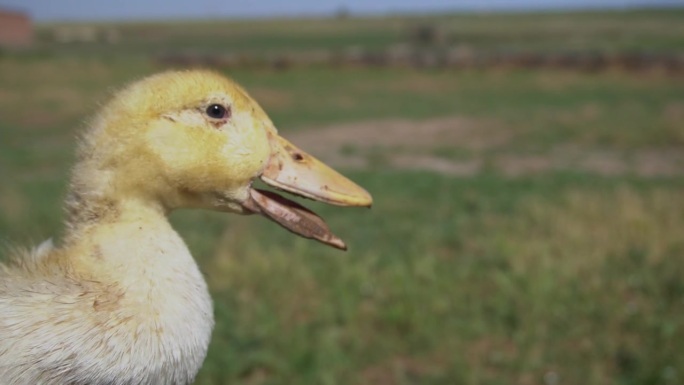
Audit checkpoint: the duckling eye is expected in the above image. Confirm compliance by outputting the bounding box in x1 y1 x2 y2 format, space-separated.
205 104 229 119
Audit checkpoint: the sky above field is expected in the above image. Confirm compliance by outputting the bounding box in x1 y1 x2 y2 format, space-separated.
1 0 682 21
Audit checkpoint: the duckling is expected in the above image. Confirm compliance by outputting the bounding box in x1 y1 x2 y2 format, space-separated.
0 70 372 385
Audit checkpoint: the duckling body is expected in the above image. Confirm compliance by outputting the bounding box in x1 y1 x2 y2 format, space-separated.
0 71 371 384
0 212 213 384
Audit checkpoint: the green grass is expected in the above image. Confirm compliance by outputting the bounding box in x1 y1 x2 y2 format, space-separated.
181 173 684 384
2 9 684 385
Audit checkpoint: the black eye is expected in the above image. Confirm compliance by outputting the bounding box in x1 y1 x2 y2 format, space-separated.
206 104 228 119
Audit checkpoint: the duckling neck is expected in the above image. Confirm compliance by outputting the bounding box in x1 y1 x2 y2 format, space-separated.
58 193 215 382
63 157 169 238
63 186 167 244
63 197 182 281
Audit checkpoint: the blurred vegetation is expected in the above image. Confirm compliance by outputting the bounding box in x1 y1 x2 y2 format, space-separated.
1 8 684 385
28 8 684 55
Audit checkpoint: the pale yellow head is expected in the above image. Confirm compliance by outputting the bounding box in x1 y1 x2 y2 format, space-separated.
75 70 275 213
69 70 371 248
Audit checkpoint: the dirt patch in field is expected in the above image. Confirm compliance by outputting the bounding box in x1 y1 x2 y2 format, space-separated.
391 155 482 176
288 116 510 173
291 117 508 152
286 116 684 177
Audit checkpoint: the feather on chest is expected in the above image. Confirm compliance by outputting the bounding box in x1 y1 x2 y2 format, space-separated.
0 221 214 385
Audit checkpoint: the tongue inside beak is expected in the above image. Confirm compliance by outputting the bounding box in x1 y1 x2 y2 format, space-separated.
245 188 348 250
242 133 372 250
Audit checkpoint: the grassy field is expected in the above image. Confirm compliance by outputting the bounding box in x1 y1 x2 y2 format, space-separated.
2 9 684 385
29 8 684 55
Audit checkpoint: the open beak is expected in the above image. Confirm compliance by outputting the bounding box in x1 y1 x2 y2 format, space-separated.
242 132 372 250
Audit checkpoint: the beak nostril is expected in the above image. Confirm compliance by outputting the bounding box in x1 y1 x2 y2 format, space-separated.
292 153 304 162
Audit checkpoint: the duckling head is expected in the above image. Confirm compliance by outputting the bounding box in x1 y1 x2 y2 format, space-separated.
69 70 371 249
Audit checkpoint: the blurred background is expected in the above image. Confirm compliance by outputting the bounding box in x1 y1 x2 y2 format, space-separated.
1 1 683 384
